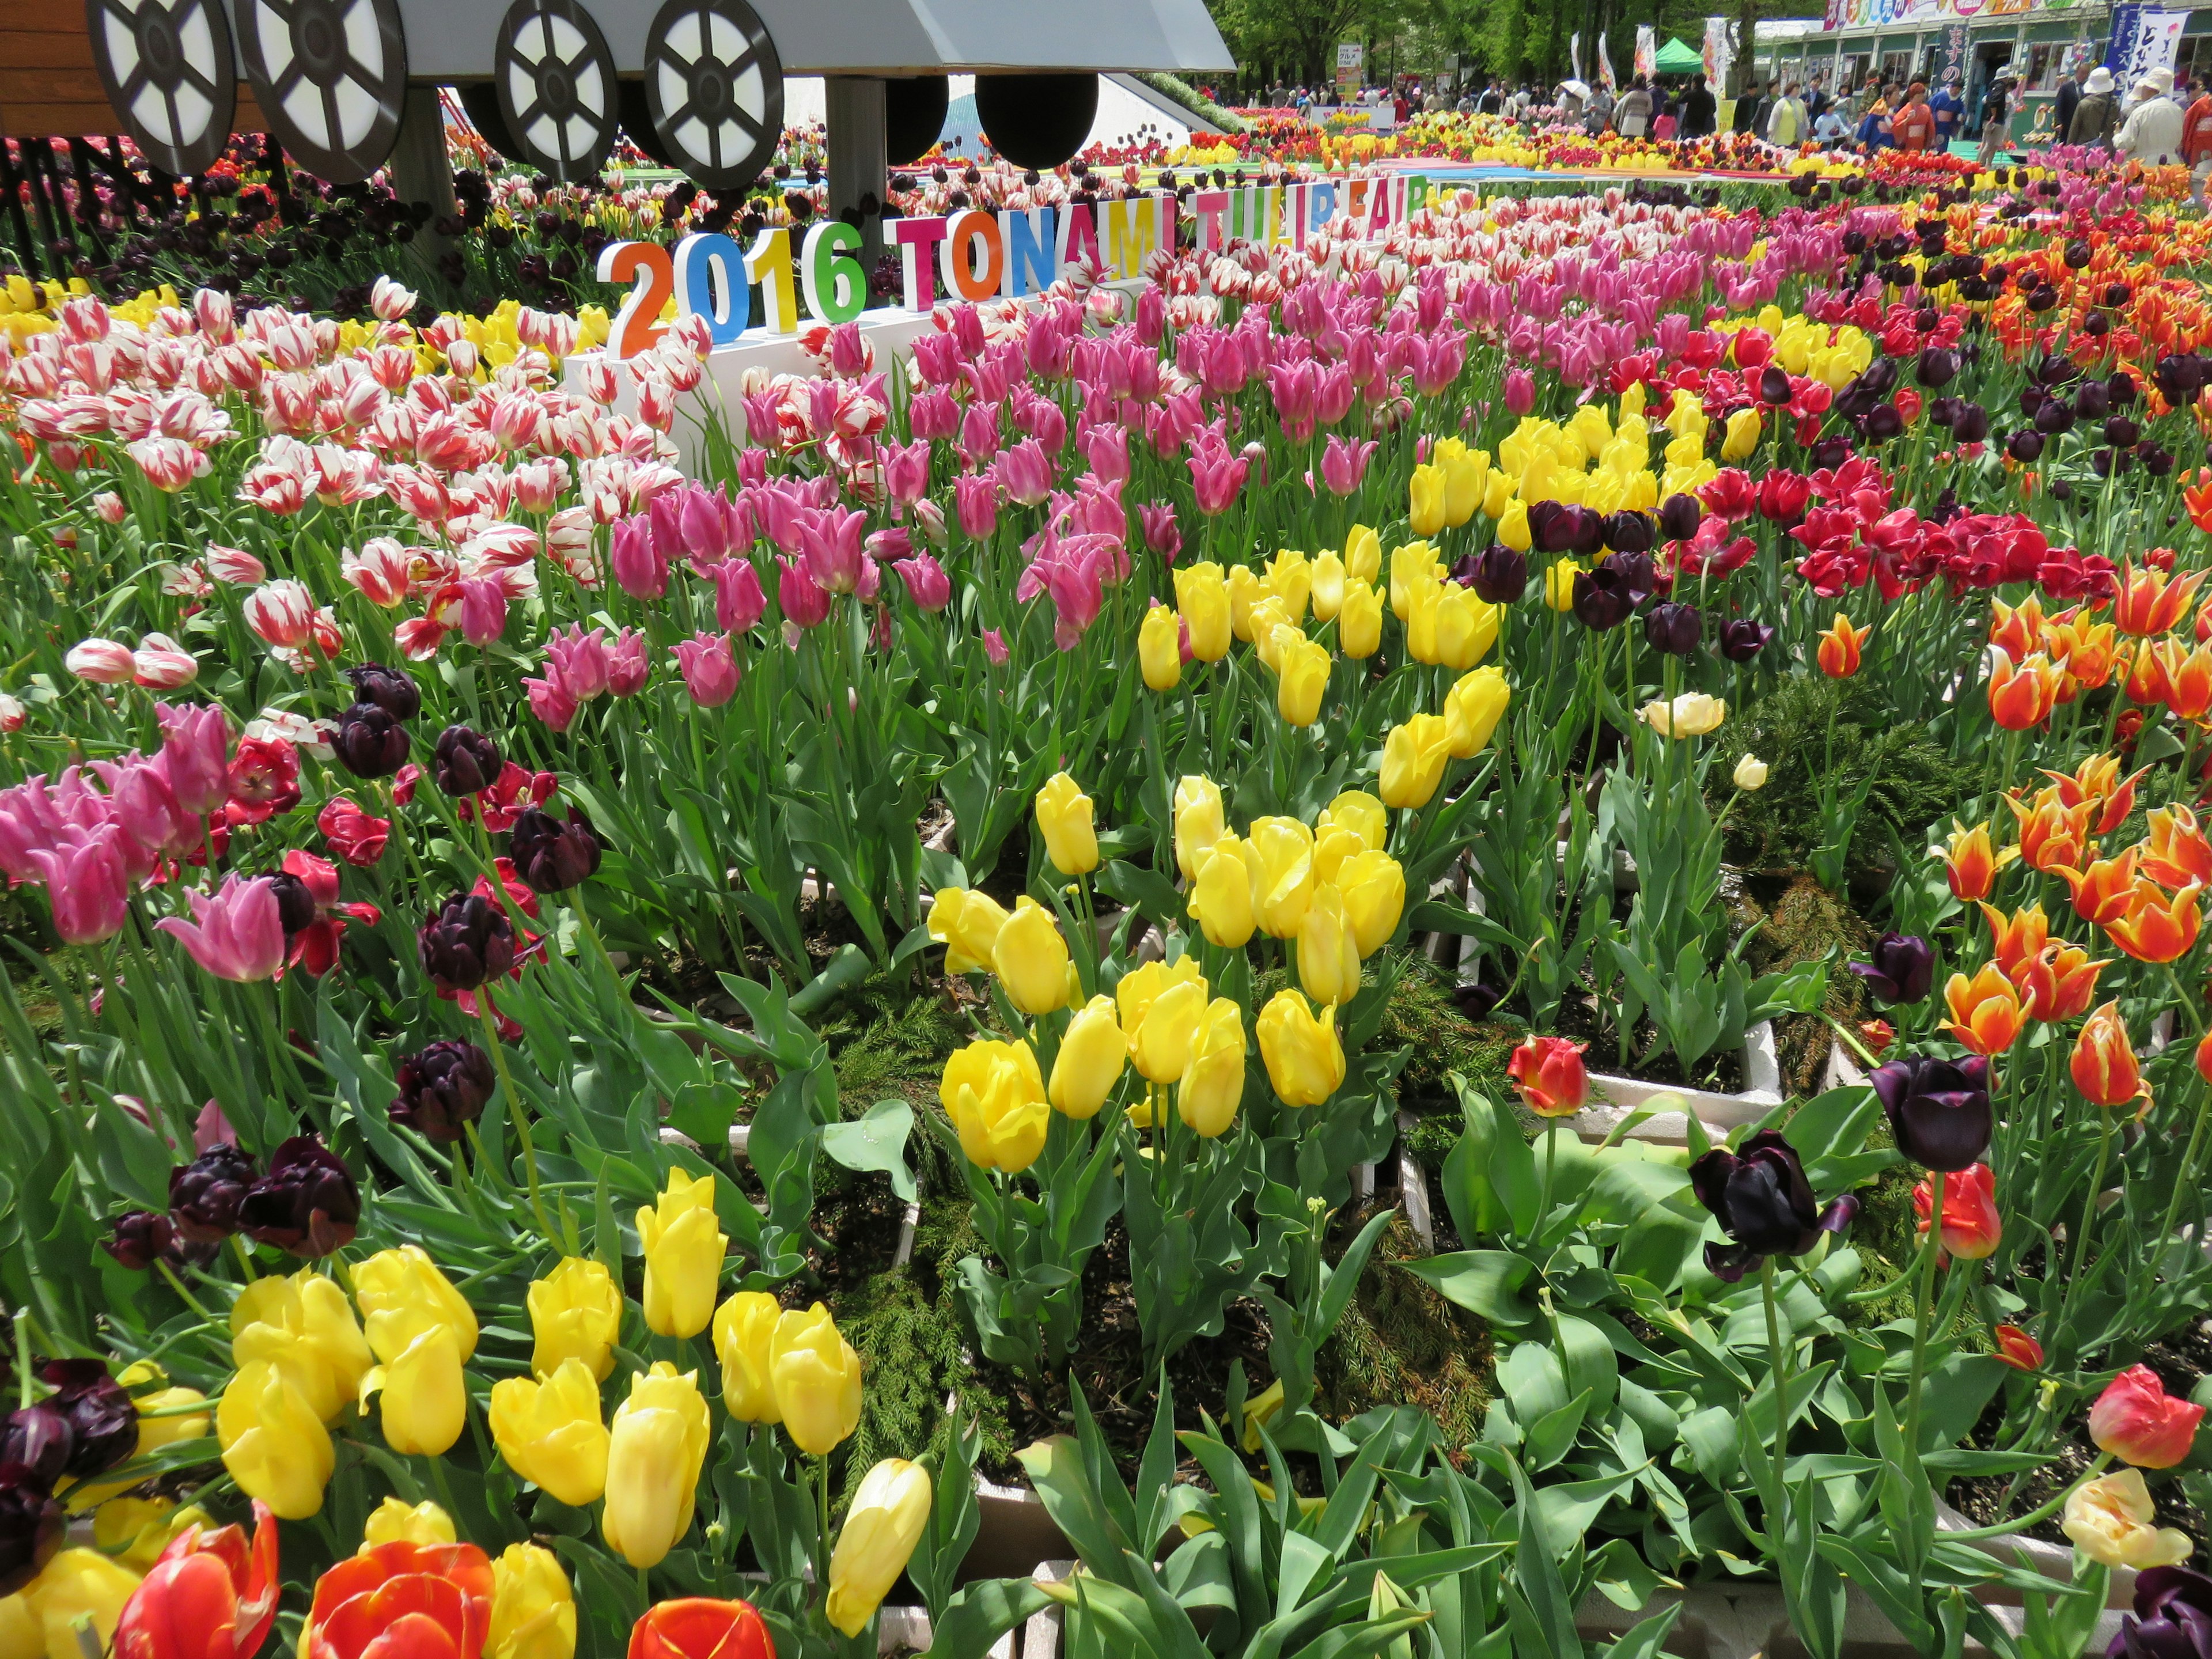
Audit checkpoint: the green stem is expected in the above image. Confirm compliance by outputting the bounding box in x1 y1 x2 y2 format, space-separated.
1761 1256 1790 1548
2055 1113 2116 1362
1902 1166 1944 1588
477 1003 555 1243
1945 1451 2114 1541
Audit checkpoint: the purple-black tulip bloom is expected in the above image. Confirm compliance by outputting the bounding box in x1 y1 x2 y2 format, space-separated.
1571 563 1635 631
1527 500 1577 554
1916 346 1959 387
2008 430 2046 463
1718 619 1774 662
1457 544 1528 605
37 1360 135 1480
0 1406 73 1489
509 806 602 893
1657 493 1703 543
1644 601 1701 657
419 891 517 993
331 702 410 779
433 725 502 796
1563 505 1607 556
1603 511 1654 555
0 1466 63 1597
1690 1129 1859 1282
1760 364 1793 406
345 662 422 720
1869 1054 1993 1173
2108 1565 2212 1659
169 1142 256 1243
391 1040 498 1143
238 1135 361 1258
1848 932 1934 1005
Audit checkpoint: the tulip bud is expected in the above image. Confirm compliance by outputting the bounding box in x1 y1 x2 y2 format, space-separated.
488 1543 577 1659
509 806 601 892
1187 836 1257 949
362 1497 456 1551
1444 666 1510 759
346 663 422 719
941 1037 1050 1172
1847 933 1934 1005
826 1460 933 1637
1643 601 1701 657
1295 884 1361 1007
993 897 1071 1015
331 702 411 778
1033 772 1099 876
490 1359 609 1508
391 1040 496 1143
1507 1035 1588 1117
1050 996 1126 1120
418 891 516 993
1139 605 1181 691
1657 493 1702 541
602 1363 711 1569
2071 1000 2146 1109
1178 997 1246 1138
1337 579 1383 658
1255 988 1343 1108
770 1304 862 1456
1171 776 1226 882
528 1258 622 1382
2090 1366 2206 1469
712 1290 783 1423
637 1170 727 1339
432 725 502 796
1718 619 1772 662
1733 754 1769 790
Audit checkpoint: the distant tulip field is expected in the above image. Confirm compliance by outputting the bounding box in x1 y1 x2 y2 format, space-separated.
7 147 2212 1659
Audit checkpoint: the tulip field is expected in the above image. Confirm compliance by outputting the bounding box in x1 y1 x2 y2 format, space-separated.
10 143 2212 1659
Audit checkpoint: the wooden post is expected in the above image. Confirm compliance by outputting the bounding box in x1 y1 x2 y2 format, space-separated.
387 84 459 259
825 75 887 275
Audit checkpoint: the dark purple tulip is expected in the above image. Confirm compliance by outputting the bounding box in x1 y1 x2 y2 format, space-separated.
37 1360 135 1479
1868 1054 1993 1173
1603 511 1654 555
1916 346 1959 387
331 702 410 779
2142 443 2176 479
509 806 601 892
1866 406 1904 443
1848 932 1934 1005
1601 550 1656 605
419 891 516 993
1457 544 1528 605
1527 500 1577 554
2018 384 2047 419
1657 493 1703 543
1810 438 1853 471
433 725 502 796
1928 396 1961 432
2108 1565 2212 1659
1759 364 1792 406
346 662 422 720
2106 416 2142 449
1718 619 1774 662
1563 506 1606 556
104 1210 172 1270
1644 601 1701 657
2156 354 2205 405
264 870 319 948
1690 1129 1859 1282
1953 403 1989 445
1570 564 1635 631
391 1040 498 1143
0 1466 63 1597
169 1142 256 1243
2007 430 2046 463
238 1135 361 1257
1861 359 1897 395
0 1406 73 1488
1452 982 1503 1020
2108 371 2138 410
2075 381 2111 420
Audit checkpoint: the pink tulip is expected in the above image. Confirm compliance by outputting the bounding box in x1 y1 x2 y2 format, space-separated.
525 672 579 732
997 439 1053 507
1080 423 1130 486
1320 436 1377 498
799 508 870 597
712 559 768 634
66 638 138 684
679 486 731 565
1269 362 1320 443
778 557 834 629
459 578 508 647
30 834 130 944
959 402 1002 467
1188 445 1248 517
882 440 930 506
672 632 740 707
1503 368 1536 417
1139 503 1181 562
546 624 611 700
156 873 286 981
244 579 317 649
955 475 999 541
107 757 191 862
155 702 231 814
908 388 961 442
610 516 669 599
756 485 809 554
983 628 1009 665
132 633 199 689
93 491 126 524
607 628 650 696
894 553 952 612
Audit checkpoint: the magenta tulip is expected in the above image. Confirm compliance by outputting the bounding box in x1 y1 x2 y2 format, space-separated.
154 702 231 815
711 559 768 633
671 632 740 708
1320 435 1377 497
157 874 287 981
29 834 129 944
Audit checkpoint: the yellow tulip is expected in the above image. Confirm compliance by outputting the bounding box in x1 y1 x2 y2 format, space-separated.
1250 610 1295 675
2062 1470 2193 1570
1444 666 1511 759
361 1497 455 1551
1050 995 1126 1119
929 887 1012 976
1174 562 1231 661
994 896 1071 1015
1256 990 1346 1108
1378 714 1453 810
230 1268 373 1424
1544 557 1581 611
1480 469 1514 521
490 1359 609 1506
1335 850 1407 958
1296 885 1362 1007
1172 775 1225 881
1337 579 1382 658
1408 463 1445 538
1117 957 1210 1084
216 1359 335 1518
1178 998 1247 1137
1721 407 1761 462
1035 772 1099 876
1318 791 1387 853
601 1363 711 1568
1226 564 1267 642
1619 381 1647 419
1494 498 1531 552
1408 582 1497 671
92 1498 194 1571
825 1459 933 1638
78 1383 211 1506
1248 816 1317 939
16 1548 139 1658
1641 692 1727 738
0 1592 34 1656
1389 542 1439 620
354 1244 479 1366
1265 548 1312 623
941 1038 1050 1172
636 1169 726 1339
1276 634 1331 727
1139 605 1181 691
1436 439 1488 527
1663 388 1706 441
771 1303 863 1456
363 1321 467 1456
1343 524 1381 585
1187 835 1257 948
1309 551 1346 622
1311 824 1362 889
712 1290 784 1422
489 1543 577 1659
528 1258 622 1382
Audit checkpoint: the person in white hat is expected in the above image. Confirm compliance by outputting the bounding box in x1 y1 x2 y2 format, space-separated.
2071 65 2119 147
2119 72 2186 163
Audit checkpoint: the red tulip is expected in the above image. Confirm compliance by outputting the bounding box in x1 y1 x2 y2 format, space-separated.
116 1501 279 1659
2089 1365 2206 1469
1993 1324 2043 1372
304 1540 495 1659
629 1598 777 1659
1911 1162 2000 1260
1506 1035 1589 1119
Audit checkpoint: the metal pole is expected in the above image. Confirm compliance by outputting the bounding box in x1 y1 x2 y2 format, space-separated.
825 76 888 275
388 85 460 260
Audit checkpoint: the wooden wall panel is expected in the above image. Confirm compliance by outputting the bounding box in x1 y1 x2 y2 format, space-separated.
0 0 266 144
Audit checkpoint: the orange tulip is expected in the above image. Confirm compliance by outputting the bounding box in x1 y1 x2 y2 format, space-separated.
2105 878 2205 963
2197 1027 2212 1086
304 1541 495 1659
1945 962 2025 1056
2043 943 2113 1022
2183 469 2212 536
628 1599 777 1659
2006 789 2096 876
2113 562 2206 636
2041 754 2143 834
1817 613 1870 677
1939 819 2016 903
2044 612 2119 691
2142 804 2212 888
1994 1324 2046 1371
2056 849 2143 927
2071 1001 2149 1110
1990 594 2046 660
1913 1162 2001 1260
2123 639 2168 706
116 1501 280 1659
2008 943 2062 1022
2152 638 2212 719
1979 900 2050 979
1988 650 2063 730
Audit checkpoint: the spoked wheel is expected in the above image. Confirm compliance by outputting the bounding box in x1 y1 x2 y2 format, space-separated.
85 0 239 177
494 0 618 181
237 0 407 184
641 0 781 190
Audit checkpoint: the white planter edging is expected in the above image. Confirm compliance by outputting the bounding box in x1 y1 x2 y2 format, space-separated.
1566 1020 1785 1149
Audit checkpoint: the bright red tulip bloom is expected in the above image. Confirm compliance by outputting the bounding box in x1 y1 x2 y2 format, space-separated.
1911 1162 2000 1260
1993 1324 2044 1371
2089 1366 2206 1469
628 1598 778 1659
1507 1035 1589 1119
117 1501 280 1659
304 1541 494 1659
